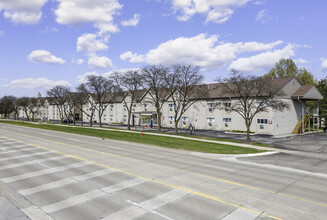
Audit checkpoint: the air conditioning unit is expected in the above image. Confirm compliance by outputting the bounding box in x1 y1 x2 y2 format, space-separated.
183 121 186 125
209 107 213 112
208 122 212 126
169 121 173 124
260 125 264 129
170 108 173 111
144 108 147 111
225 123 228 127
110 108 113 111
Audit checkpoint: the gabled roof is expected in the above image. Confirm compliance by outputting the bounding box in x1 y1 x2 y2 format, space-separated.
292 85 323 100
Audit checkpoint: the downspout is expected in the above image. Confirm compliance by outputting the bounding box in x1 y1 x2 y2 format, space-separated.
298 96 304 133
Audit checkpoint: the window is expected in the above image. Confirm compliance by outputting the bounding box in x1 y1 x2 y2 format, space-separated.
123 115 127 121
257 101 267 107
223 102 231 111
207 117 215 122
181 116 188 121
123 104 126 111
207 102 215 108
110 115 114 121
223 118 231 123
168 116 174 121
257 119 268 124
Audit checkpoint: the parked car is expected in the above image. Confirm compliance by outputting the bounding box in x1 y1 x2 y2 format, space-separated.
63 119 73 124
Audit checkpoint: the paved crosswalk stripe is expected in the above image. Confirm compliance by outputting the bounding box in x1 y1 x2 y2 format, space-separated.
0 151 52 162
73 168 116 181
0 155 67 171
41 189 106 213
1 161 91 183
19 168 116 196
0 147 36 155
0 144 31 151
41 177 148 214
102 178 147 194
18 177 77 196
103 189 188 220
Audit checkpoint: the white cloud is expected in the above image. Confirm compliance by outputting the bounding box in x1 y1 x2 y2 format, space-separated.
120 51 145 63
120 33 283 71
28 50 65 64
0 30 3 36
121 13 140 26
41 27 58 33
295 58 309 64
76 33 109 56
256 9 274 23
76 58 84 65
6 78 71 90
321 58 327 71
54 0 122 34
88 56 113 69
0 0 47 24
170 0 250 24
229 44 295 72
253 1 265 5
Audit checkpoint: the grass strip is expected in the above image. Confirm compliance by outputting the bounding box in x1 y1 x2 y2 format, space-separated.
0 120 266 154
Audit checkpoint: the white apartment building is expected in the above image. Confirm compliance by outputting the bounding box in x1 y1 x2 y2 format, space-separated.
17 77 323 135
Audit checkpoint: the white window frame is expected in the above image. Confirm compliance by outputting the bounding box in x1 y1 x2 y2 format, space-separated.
257 118 268 124
223 118 231 123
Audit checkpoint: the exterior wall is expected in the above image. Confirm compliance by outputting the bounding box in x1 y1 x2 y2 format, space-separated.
271 99 303 135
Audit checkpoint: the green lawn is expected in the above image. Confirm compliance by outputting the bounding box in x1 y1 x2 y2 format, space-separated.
0 120 267 154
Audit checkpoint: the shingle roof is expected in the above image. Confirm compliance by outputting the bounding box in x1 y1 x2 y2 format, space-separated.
292 85 314 96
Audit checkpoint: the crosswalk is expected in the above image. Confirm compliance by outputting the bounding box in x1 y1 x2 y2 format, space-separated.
0 137 261 220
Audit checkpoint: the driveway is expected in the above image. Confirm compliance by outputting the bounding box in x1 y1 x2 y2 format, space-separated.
239 132 327 174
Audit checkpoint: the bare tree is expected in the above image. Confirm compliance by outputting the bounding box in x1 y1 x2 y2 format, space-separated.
28 97 41 121
65 92 81 126
166 65 207 134
113 70 143 130
17 97 30 121
141 65 171 132
82 75 113 127
217 70 289 143
47 85 71 124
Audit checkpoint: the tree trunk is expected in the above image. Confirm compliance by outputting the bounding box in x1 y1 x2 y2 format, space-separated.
174 120 178 134
156 111 161 133
245 119 251 143
90 117 93 127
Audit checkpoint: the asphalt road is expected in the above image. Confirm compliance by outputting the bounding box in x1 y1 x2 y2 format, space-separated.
0 124 327 220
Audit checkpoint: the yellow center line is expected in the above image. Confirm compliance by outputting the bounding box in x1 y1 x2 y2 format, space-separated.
0 134 281 220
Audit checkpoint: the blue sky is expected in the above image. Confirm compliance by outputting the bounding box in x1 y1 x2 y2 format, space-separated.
0 0 326 97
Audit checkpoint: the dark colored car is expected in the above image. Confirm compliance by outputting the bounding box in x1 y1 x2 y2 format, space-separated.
63 119 73 124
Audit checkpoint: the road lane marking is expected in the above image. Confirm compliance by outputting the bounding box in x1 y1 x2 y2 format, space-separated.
0 144 31 151
41 189 106 213
18 168 117 196
73 168 116 181
1 161 91 183
41 177 147 214
0 151 52 162
102 177 147 194
0 147 36 155
221 207 262 220
103 189 188 220
18 177 77 196
0 155 67 171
